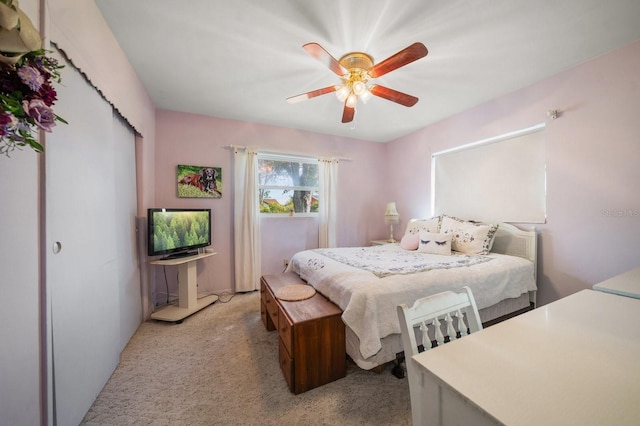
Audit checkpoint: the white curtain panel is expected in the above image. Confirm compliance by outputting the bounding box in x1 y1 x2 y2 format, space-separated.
318 158 339 248
233 147 261 291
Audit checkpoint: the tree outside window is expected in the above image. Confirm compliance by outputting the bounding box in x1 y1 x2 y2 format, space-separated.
258 154 319 214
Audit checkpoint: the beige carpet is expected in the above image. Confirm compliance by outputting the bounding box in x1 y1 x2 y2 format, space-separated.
81 291 412 425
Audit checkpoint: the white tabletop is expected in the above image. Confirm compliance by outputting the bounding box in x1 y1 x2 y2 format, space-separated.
412 289 640 426
593 266 640 298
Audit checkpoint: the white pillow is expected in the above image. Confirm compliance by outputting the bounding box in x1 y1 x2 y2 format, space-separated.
417 231 452 255
405 216 441 235
440 215 498 255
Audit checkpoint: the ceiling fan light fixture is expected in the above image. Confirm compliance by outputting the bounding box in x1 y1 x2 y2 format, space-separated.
352 80 367 96
359 88 372 104
346 93 358 108
336 85 350 102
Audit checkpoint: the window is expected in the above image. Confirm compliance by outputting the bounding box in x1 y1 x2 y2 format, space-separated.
258 153 319 215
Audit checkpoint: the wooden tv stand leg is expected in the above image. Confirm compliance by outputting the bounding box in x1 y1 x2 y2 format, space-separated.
178 260 197 309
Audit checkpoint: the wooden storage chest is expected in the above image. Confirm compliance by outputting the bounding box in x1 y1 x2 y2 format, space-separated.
260 273 346 394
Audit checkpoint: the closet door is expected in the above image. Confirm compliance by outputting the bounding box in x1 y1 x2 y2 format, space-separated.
46 54 140 425
112 113 142 344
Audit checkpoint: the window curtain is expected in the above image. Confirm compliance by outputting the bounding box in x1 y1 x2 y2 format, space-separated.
233 147 261 292
318 158 339 248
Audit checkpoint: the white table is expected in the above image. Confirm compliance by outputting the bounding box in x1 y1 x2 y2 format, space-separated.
593 266 640 299
411 289 640 426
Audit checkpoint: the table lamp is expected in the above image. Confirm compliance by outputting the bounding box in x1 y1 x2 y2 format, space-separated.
384 202 400 243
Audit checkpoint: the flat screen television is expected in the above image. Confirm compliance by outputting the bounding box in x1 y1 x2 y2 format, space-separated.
147 208 211 258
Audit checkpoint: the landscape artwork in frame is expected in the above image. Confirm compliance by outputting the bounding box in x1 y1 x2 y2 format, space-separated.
177 165 222 198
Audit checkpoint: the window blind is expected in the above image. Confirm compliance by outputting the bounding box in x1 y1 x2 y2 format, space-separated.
431 124 546 223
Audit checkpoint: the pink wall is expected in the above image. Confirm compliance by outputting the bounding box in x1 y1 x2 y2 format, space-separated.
389 40 640 306
154 111 391 298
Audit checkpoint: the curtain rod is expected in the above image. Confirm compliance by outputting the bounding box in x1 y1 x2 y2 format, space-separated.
223 145 352 161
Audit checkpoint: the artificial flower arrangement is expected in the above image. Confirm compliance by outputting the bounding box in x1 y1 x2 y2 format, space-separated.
0 0 66 156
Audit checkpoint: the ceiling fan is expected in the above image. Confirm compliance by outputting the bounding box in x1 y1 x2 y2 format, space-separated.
287 42 428 123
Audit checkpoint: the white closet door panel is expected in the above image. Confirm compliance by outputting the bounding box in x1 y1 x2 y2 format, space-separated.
46 55 121 426
112 112 142 346
0 153 40 426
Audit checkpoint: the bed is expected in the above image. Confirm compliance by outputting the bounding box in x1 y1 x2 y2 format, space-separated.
287 216 537 371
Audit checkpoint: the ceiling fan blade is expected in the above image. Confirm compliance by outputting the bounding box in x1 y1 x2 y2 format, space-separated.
303 43 348 76
287 85 338 103
342 103 355 123
370 85 419 107
368 42 428 78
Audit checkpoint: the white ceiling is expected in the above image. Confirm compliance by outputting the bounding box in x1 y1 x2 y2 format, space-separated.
94 0 640 143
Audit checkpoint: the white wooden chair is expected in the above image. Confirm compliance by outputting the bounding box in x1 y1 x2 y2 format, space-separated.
397 286 483 426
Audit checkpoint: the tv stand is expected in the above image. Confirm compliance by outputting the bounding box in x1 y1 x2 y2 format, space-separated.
150 252 218 323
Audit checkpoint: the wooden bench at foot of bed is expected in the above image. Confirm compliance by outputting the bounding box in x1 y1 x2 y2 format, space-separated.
260 273 346 394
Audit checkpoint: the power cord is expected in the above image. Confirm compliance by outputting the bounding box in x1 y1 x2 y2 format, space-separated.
160 265 236 305
163 265 170 304
207 292 235 303
153 266 178 307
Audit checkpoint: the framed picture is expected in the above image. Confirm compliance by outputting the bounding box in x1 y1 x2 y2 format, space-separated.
177 164 222 198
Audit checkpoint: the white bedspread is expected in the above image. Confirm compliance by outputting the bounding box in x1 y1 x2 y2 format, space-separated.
289 244 536 360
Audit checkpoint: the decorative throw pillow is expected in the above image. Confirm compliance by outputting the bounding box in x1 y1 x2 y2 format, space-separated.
440 215 498 255
417 231 452 255
405 216 441 235
400 232 420 250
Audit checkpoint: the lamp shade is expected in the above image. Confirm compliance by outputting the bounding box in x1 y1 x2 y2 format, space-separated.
384 202 400 223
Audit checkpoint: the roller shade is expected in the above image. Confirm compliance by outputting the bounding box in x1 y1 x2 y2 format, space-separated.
432 124 546 223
